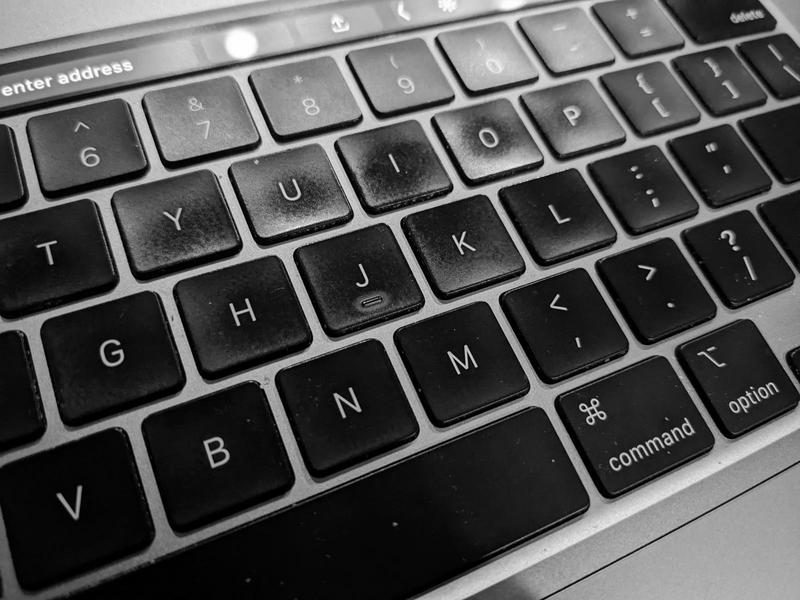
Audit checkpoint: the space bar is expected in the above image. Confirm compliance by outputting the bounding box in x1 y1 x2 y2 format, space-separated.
73 409 589 600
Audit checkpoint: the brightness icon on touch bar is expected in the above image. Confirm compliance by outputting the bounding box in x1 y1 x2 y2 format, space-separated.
224 28 259 60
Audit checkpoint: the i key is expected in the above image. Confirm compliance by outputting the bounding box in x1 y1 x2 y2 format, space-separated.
593 0 684 58
402 195 525 299
277 340 418 476
0 125 26 211
740 34 800 100
598 238 717 344
27 99 147 196
679 320 799 438
670 125 772 207
683 211 794 308
42 292 185 425
395 303 529 426
295 225 424 336
144 77 260 166
0 429 153 590
0 331 45 451
557 357 714 498
143 383 294 531
0 199 118 318
502 269 628 383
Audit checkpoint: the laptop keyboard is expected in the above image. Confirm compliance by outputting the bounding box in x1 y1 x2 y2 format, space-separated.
1 0 800 598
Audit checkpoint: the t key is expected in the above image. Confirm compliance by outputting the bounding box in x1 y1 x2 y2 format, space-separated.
28 99 147 196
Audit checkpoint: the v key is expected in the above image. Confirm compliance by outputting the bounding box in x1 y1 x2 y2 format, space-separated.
56 485 83 521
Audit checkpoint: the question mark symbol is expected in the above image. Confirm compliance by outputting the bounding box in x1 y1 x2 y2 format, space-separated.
720 230 740 252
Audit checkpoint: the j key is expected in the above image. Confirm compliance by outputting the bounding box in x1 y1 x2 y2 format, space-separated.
670 124 772 207
230 145 352 245
683 211 794 308
0 125 26 211
112 170 241 279
590 146 698 235
522 80 626 159
433 99 543 184
175 257 311 379
71 409 588 600
0 199 117 318
250 57 362 141
598 239 717 344
143 77 260 166
673 47 766 116
295 225 424 336
503 269 628 383
593 0 684 58
336 121 452 214
402 195 525 299
0 429 152 590
437 22 538 94
740 34 800 100
500 169 616 265
143 382 293 531
277 340 417 476
27 99 147 196
678 320 799 438
0 331 45 451
557 357 714 498
760 192 800 269
601 63 700 136
519 8 615 75
741 104 800 184
395 303 528 426
42 292 185 424
348 38 454 117
663 0 776 44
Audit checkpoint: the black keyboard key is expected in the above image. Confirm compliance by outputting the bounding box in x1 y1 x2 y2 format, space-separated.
70 409 588 600
501 169 616 265
437 22 538 94
295 225 424 336
0 332 45 451
230 145 352 245
143 77 259 166
790 349 800 382
741 104 800 184
348 39 454 117
395 303 528 426
760 192 800 269
503 269 629 383
673 47 766 116
590 146 698 235
593 0 684 58
143 382 293 531
557 357 714 498
42 292 184 424
402 195 525 299
433 99 543 184
0 429 152 589
27 99 147 196
683 211 794 308
740 34 800 100
0 125 26 211
336 121 452 214
112 170 241 279
522 80 626 159
519 8 615 75
670 124 772 207
601 63 700 136
664 0 776 44
277 340 417 476
250 57 362 141
0 199 117 318
598 239 717 344
678 320 799 438
175 257 311 379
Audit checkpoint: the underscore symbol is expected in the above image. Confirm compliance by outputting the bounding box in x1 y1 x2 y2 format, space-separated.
579 398 607 426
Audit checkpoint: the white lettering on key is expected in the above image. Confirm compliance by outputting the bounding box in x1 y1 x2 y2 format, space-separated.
448 344 478 375
203 437 231 469
99 339 125 368
548 204 571 224
162 208 184 231
229 298 257 327
278 179 302 201
333 387 362 419
652 98 671 119
56 485 83 521
697 346 727 368
549 294 568 312
562 105 582 127
355 264 370 288
638 264 657 281
36 240 58 266
388 153 401 174
451 231 476 255
729 382 779 414
478 127 500 149
722 80 740 100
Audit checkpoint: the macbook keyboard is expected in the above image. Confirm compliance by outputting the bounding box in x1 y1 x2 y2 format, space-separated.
1 0 800 598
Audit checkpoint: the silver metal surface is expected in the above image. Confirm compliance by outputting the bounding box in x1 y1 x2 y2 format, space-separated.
0 1 799 599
